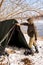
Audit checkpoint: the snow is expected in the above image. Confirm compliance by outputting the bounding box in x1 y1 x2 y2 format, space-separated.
0 37 43 65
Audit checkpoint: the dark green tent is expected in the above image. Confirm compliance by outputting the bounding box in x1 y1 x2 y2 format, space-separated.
0 19 28 54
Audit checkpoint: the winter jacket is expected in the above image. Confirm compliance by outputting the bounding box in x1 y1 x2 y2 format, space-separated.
21 22 37 40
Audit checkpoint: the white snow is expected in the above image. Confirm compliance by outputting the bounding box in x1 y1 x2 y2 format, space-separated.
0 37 43 65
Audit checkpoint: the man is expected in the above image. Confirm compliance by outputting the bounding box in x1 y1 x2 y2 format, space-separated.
17 18 39 55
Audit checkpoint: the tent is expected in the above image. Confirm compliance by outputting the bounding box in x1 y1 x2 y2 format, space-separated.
0 19 28 53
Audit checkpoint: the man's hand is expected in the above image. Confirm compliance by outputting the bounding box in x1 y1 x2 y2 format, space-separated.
15 23 20 26
17 23 20 26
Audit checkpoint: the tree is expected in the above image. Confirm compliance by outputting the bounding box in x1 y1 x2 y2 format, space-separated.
0 0 43 21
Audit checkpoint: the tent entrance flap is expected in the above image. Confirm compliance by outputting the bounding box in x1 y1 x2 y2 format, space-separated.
8 25 29 48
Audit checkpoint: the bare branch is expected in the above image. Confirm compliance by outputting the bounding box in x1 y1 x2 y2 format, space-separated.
0 0 4 8
0 0 43 20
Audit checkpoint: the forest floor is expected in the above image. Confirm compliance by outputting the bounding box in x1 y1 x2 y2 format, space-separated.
0 37 43 65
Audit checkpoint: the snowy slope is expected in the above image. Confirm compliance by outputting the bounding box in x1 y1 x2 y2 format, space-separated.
0 35 43 65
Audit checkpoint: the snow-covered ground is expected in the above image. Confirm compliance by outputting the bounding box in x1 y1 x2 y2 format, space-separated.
0 37 43 65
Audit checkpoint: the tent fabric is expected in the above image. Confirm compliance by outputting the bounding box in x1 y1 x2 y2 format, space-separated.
0 19 28 53
0 19 17 52
8 24 28 48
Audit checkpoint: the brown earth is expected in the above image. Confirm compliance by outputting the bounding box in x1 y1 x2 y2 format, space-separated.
21 58 33 65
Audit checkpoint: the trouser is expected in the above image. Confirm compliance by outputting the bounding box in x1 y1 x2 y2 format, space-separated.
29 35 37 48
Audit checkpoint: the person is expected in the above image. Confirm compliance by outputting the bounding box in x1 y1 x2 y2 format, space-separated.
16 18 39 55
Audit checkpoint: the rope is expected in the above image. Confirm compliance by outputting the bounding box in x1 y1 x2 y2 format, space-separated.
0 24 15 45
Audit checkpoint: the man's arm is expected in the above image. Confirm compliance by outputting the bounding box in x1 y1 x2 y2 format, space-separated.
20 22 28 26
15 22 28 26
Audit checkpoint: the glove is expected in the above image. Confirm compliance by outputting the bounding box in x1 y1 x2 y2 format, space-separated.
35 37 37 41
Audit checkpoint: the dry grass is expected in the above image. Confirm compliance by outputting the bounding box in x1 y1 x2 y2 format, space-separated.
5 48 16 54
21 58 33 65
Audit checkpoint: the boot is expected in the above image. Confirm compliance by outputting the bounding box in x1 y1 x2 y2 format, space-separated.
29 48 34 55
24 48 34 56
35 46 39 53
24 49 31 55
